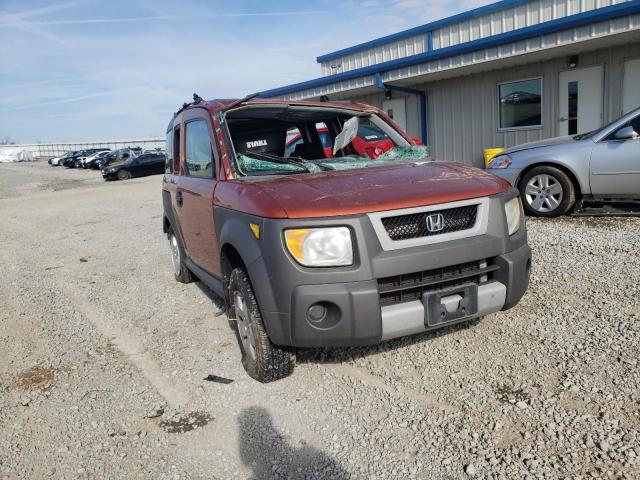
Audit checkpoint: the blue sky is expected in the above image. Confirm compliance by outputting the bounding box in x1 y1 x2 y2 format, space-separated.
0 0 492 143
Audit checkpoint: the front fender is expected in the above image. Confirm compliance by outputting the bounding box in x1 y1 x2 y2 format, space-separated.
509 148 591 195
215 208 285 342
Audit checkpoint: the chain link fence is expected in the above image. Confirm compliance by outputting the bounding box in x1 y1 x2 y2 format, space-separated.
0 138 165 161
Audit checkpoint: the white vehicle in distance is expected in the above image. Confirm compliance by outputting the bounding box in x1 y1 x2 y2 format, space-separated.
81 150 111 169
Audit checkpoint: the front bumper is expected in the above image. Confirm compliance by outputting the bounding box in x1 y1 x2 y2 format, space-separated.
215 189 531 348
286 243 530 347
488 167 522 187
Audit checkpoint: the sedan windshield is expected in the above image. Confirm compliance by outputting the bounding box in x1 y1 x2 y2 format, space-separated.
225 106 430 177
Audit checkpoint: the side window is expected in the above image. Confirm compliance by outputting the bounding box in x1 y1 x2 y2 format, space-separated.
173 127 180 173
165 132 173 173
185 120 214 178
285 128 302 157
319 132 333 149
605 115 640 141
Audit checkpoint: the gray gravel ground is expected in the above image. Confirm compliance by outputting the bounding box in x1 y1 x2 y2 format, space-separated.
0 161 638 480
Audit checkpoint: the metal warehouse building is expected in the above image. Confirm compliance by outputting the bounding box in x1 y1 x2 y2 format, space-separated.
260 0 640 167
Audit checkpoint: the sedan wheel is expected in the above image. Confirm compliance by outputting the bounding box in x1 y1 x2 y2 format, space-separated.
524 174 563 213
117 169 131 181
519 166 577 217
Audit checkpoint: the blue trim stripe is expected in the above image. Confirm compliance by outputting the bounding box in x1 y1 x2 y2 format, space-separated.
316 0 534 63
260 1 640 99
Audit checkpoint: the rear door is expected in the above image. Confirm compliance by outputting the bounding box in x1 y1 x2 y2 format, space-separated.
175 108 221 277
590 113 640 196
133 154 150 175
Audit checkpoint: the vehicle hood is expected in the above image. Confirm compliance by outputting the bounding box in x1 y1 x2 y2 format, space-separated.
502 135 577 154
221 162 511 219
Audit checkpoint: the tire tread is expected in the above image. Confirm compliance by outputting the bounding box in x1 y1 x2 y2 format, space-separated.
229 268 294 382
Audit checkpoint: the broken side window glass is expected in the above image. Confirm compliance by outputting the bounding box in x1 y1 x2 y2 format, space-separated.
376 145 432 161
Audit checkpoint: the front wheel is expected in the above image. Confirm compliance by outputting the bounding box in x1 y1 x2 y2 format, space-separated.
74 159 82 168
228 268 295 382
117 169 131 181
519 166 576 217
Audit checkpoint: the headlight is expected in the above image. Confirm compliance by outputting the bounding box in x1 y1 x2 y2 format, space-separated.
504 197 522 235
487 154 511 169
284 227 353 267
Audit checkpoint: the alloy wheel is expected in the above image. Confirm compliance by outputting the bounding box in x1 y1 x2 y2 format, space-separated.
524 174 563 213
169 234 181 277
234 291 257 361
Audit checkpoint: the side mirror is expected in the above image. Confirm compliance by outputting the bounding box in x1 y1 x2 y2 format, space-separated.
614 126 639 140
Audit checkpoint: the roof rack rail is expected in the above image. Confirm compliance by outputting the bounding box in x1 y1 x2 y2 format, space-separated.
174 93 205 116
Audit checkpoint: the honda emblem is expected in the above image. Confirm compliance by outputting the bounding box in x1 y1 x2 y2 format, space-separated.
426 213 445 233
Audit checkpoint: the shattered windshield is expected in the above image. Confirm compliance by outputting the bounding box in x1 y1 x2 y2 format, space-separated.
224 106 430 177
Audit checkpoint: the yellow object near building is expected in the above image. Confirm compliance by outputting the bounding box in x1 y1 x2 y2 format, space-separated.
483 148 504 168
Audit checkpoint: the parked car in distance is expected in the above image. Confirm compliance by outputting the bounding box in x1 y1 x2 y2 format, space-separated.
163 96 531 382
102 152 166 181
487 106 640 217
99 148 141 169
49 151 78 166
63 148 105 168
81 150 110 169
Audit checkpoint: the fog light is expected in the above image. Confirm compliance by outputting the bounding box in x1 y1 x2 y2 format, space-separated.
307 304 327 323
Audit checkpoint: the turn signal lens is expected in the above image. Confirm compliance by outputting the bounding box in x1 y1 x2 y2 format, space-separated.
284 227 353 267
504 197 522 235
249 223 260 239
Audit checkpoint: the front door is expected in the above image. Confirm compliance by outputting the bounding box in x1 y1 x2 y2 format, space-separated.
590 113 640 197
176 108 221 277
559 65 603 136
382 97 407 131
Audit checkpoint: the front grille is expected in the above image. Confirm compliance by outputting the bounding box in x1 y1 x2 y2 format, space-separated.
381 205 478 241
377 260 498 306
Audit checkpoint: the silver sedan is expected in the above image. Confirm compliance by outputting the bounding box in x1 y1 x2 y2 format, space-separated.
487 107 640 217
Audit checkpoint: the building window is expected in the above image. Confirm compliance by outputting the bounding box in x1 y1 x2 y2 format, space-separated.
498 78 542 130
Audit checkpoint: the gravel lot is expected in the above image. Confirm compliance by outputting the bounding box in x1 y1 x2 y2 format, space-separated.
1 161 638 480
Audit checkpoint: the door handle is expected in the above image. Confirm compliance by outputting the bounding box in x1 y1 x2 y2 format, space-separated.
176 191 183 207
559 117 567 122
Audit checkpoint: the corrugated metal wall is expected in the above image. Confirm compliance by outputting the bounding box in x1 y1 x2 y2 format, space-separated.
318 0 633 76
432 0 629 49
320 34 426 76
383 14 640 83
283 13 640 102
350 42 640 167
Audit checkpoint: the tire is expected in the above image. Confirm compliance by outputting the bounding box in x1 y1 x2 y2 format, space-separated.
519 166 576 217
74 159 82 168
117 169 131 181
168 230 193 283
228 268 295 382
